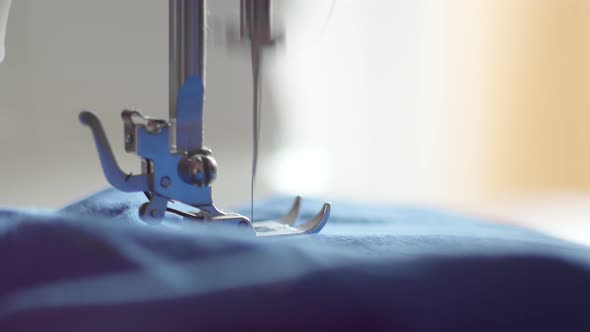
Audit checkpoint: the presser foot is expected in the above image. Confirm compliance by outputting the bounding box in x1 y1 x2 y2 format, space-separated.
249 198 331 237
152 194 331 237
80 110 331 237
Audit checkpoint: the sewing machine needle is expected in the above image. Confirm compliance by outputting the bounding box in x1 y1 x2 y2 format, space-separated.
243 0 273 223
250 36 262 223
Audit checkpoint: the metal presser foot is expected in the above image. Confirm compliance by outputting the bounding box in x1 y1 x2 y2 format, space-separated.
78 0 330 237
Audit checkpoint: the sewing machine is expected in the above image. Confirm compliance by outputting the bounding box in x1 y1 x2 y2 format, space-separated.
79 0 330 236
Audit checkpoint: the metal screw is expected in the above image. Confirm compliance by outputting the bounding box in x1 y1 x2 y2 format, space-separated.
160 176 171 188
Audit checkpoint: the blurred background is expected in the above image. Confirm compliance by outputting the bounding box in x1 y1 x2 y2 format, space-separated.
1 0 590 245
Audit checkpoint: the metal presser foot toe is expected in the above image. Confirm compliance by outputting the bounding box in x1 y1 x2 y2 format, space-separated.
164 195 330 237
250 197 331 237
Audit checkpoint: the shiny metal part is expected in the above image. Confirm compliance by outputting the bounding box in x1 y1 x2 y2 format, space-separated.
79 111 149 193
252 198 331 237
178 153 217 187
164 195 330 237
79 0 331 237
169 0 205 153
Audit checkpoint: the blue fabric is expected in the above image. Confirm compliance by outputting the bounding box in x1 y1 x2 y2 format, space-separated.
0 189 589 331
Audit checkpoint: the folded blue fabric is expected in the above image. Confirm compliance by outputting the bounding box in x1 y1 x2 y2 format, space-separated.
0 188 589 331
